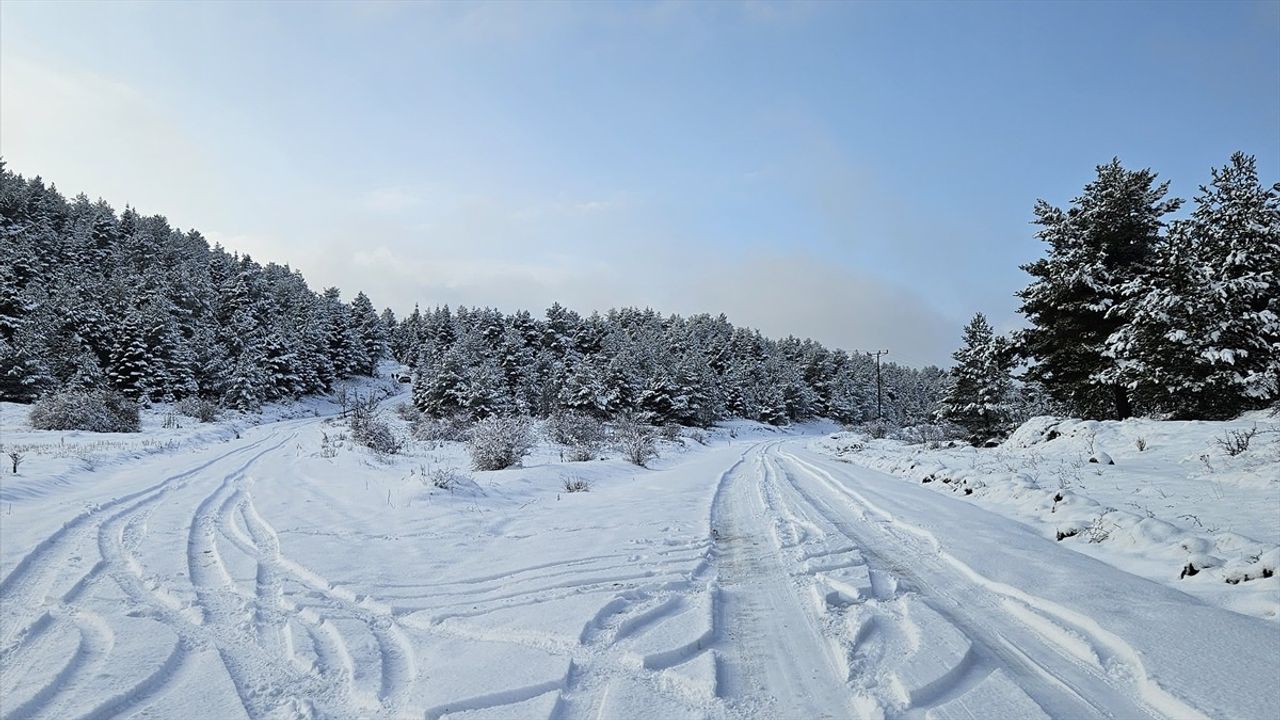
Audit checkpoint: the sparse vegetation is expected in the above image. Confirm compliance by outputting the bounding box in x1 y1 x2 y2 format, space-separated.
1086 512 1114 544
1216 426 1257 456
319 432 339 458
395 402 421 422
561 475 591 493
429 465 471 491
413 415 472 445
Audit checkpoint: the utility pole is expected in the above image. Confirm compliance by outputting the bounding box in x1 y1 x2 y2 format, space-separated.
866 349 889 420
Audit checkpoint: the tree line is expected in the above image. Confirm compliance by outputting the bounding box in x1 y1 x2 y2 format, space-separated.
386 303 952 427
4 151 1274 437
0 162 386 410
0 161 950 426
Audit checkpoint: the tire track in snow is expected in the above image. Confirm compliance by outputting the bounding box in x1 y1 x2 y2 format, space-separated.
0 433 279 653
235 484 418 713
709 444 853 719
1 609 114 720
551 450 755 720
775 445 1176 720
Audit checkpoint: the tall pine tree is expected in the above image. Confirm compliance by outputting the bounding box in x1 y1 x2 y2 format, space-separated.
1017 159 1181 419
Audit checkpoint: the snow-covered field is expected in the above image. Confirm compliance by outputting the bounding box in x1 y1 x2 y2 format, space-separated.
2 394 1278 719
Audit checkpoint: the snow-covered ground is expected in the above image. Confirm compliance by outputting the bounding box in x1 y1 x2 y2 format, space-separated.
812 413 1280 621
2 395 1278 719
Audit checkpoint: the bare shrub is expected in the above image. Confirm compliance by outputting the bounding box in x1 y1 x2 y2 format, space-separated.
659 424 682 442
687 429 708 446
1086 512 1114 544
468 415 535 471
429 465 471 491
899 423 958 446
349 394 402 455
562 475 591 493
545 411 605 462
334 383 352 418
1135 436 1147 452
319 432 339 458
1217 426 1257 456
176 396 220 423
614 414 658 467
30 389 141 433
7 451 24 473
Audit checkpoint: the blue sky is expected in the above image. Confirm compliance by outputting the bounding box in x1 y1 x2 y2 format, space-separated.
2 1 1277 366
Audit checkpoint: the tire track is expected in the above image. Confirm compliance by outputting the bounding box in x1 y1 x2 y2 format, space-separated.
0 433 279 653
774 445 1171 720
709 444 852 719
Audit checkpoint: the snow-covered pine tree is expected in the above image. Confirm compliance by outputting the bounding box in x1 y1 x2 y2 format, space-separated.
1017 159 1181 419
462 358 511 420
638 369 680 425
224 349 268 411
350 291 386 376
260 332 300 400
1103 153 1279 418
1185 153 1280 414
107 311 153 400
0 337 52 402
936 313 1014 442
559 353 610 417
0 165 383 409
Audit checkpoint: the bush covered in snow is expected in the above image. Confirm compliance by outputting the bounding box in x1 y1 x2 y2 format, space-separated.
348 396 402 455
29 389 141 433
613 414 658 467
413 414 471 445
395 402 421 422
545 411 605 461
859 419 898 440
176 396 220 423
468 415 534 471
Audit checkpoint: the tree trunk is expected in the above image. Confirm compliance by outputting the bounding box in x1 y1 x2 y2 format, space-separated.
1112 384 1132 420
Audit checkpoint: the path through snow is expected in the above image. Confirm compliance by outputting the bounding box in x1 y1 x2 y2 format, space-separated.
2 416 1277 719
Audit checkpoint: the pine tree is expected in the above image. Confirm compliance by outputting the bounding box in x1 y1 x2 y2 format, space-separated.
1187 153 1280 413
936 313 1014 441
462 358 511 420
0 337 52 402
224 350 267 411
350 291 386 375
1104 153 1280 417
1017 159 1181 419
107 312 153 400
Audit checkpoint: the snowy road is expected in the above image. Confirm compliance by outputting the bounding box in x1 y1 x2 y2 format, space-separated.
741 441 1280 720
1 418 1277 719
